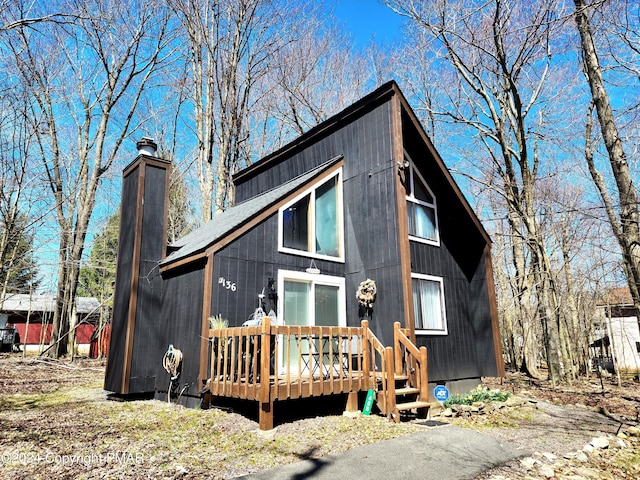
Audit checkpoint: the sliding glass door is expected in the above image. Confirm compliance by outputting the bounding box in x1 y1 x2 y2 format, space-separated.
279 271 345 373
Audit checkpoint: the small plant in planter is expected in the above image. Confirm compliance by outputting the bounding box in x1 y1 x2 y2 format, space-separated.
209 315 229 330
209 315 229 379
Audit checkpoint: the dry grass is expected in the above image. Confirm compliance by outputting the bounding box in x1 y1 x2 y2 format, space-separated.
0 355 420 479
2 356 639 479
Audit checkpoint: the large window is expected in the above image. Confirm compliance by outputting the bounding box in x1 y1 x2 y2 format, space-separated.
405 155 439 245
412 274 447 334
279 170 343 260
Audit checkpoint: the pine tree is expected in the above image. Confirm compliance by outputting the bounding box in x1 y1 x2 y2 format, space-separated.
78 213 119 307
167 167 197 243
0 213 39 294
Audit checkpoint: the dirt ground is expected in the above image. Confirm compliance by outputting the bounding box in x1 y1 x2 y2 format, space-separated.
483 371 640 419
0 355 105 395
1 355 639 479
473 372 640 479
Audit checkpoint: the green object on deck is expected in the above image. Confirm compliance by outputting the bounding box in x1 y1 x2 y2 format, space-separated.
363 389 375 415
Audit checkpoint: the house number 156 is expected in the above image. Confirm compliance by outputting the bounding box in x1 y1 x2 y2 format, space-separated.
218 277 237 292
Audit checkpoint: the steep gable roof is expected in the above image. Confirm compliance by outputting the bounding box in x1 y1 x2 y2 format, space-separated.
161 156 342 269
233 80 491 245
233 81 398 184
163 80 492 272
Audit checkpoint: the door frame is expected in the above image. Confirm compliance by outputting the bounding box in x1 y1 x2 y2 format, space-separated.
276 269 346 374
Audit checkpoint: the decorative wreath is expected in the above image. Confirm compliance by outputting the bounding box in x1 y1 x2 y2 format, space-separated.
356 279 377 308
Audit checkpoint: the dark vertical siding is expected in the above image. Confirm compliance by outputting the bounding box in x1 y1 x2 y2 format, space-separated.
409 241 480 381
155 265 205 402
128 165 168 393
403 110 496 382
105 159 170 395
470 255 499 376
105 168 139 392
212 216 346 326
228 101 402 346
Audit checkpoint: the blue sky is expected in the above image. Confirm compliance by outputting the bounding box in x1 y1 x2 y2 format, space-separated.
34 2 408 294
334 0 405 47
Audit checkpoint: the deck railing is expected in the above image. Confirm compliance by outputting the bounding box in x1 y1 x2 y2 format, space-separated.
207 318 425 429
208 318 391 429
361 319 395 417
393 322 428 404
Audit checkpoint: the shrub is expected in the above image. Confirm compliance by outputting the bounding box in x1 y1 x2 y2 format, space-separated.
443 385 510 408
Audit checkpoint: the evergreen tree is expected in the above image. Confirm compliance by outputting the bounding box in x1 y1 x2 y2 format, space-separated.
0 212 39 294
167 167 197 243
78 212 119 306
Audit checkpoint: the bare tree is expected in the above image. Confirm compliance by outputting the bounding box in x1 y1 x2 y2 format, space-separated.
388 0 574 383
0 78 44 300
169 0 373 220
573 0 640 329
1 0 169 357
262 10 370 142
168 0 287 220
0 0 84 31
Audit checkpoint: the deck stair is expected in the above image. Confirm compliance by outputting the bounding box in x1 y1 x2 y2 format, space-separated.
369 323 430 422
393 381 430 419
385 373 430 422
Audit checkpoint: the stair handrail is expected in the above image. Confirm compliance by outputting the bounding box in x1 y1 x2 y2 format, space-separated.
393 322 428 403
361 320 395 418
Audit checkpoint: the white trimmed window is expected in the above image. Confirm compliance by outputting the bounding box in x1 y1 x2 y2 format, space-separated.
279 169 344 261
405 155 439 246
278 270 346 373
278 270 346 328
412 273 447 335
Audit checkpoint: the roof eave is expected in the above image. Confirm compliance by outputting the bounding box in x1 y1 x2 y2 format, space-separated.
160 157 345 273
233 81 398 184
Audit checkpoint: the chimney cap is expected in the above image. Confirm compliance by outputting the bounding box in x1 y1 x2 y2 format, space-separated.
136 137 157 157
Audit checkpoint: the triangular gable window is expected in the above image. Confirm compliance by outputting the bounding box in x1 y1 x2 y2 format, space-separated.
405 154 439 246
279 169 344 261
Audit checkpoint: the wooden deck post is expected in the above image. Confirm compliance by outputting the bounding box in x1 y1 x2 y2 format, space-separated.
384 346 397 421
345 392 359 412
361 320 371 389
393 322 403 376
418 346 428 402
258 317 274 430
259 401 274 431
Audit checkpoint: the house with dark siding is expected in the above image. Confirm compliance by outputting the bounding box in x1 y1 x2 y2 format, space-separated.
105 81 504 424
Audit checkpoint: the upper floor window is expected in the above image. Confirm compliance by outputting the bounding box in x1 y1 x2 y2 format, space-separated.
279 169 343 261
405 155 439 246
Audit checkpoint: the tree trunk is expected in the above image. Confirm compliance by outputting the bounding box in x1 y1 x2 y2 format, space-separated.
49 228 70 357
493 252 519 369
560 222 582 378
574 0 640 327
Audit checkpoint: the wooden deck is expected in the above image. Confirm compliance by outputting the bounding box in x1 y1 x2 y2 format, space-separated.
205 319 429 429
